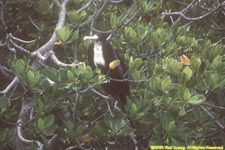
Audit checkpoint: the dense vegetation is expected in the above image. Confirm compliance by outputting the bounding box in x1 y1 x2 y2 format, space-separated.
0 0 225 149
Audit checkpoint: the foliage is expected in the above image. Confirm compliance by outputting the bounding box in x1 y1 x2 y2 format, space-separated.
0 0 225 149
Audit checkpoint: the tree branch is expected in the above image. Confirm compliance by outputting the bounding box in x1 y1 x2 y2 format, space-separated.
200 106 225 130
77 0 92 13
49 50 84 67
0 1 7 32
9 33 37 44
0 77 19 95
9 39 31 54
162 1 221 22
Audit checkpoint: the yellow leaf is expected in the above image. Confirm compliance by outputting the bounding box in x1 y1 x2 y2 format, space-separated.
107 141 116 145
109 60 120 69
79 135 94 143
180 54 190 65
54 41 64 46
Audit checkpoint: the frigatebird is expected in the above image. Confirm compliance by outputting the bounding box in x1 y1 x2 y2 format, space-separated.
84 33 130 109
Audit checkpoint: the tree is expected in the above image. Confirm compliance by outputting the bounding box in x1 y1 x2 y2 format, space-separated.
0 0 225 149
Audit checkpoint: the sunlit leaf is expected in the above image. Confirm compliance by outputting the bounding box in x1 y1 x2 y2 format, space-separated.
109 60 120 69
188 95 206 105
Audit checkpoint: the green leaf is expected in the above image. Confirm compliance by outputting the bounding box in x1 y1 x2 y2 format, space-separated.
56 26 78 44
136 25 148 41
161 77 172 91
34 0 52 15
27 70 35 86
131 103 137 113
191 57 201 72
212 55 222 70
160 112 173 130
188 95 206 105
129 58 143 71
183 88 191 101
125 27 137 42
168 121 175 133
110 14 119 28
183 66 192 81
68 11 87 24
67 70 74 82
149 77 161 93
15 59 25 75
38 115 55 130
0 96 10 112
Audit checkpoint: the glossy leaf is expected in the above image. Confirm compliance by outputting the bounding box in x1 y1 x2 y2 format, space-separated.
188 95 206 105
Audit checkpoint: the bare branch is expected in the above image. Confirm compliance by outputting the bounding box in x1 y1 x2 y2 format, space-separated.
35 0 71 55
9 39 31 54
9 33 37 44
90 88 111 99
17 118 43 149
200 106 225 130
49 50 84 67
77 0 92 13
0 77 19 95
17 120 34 144
204 103 225 110
162 1 221 22
162 9 217 21
107 0 124 4
28 15 43 32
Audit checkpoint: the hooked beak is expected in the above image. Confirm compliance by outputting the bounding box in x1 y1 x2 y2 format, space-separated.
83 34 99 41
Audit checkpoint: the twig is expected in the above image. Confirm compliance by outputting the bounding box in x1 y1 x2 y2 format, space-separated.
200 106 225 130
9 33 37 44
90 88 111 99
90 88 115 116
94 0 108 19
17 120 34 144
79 83 98 93
162 3 220 21
49 50 84 67
107 0 124 4
120 8 141 29
204 103 225 110
46 134 59 147
77 0 92 13
9 39 30 54
28 15 43 32
171 0 197 27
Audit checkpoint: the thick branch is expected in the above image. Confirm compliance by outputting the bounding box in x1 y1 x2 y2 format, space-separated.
35 0 70 55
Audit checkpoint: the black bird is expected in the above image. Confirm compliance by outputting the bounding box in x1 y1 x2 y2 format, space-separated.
84 33 130 110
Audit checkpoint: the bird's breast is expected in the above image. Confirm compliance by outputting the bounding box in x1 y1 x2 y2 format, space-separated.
93 43 106 67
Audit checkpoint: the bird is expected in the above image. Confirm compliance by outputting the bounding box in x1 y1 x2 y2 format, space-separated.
84 33 130 110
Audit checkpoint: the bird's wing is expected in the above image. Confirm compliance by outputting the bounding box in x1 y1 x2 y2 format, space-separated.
112 48 129 78
88 44 95 69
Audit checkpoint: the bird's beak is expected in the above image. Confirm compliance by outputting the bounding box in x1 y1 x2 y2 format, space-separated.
83 34 99 41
